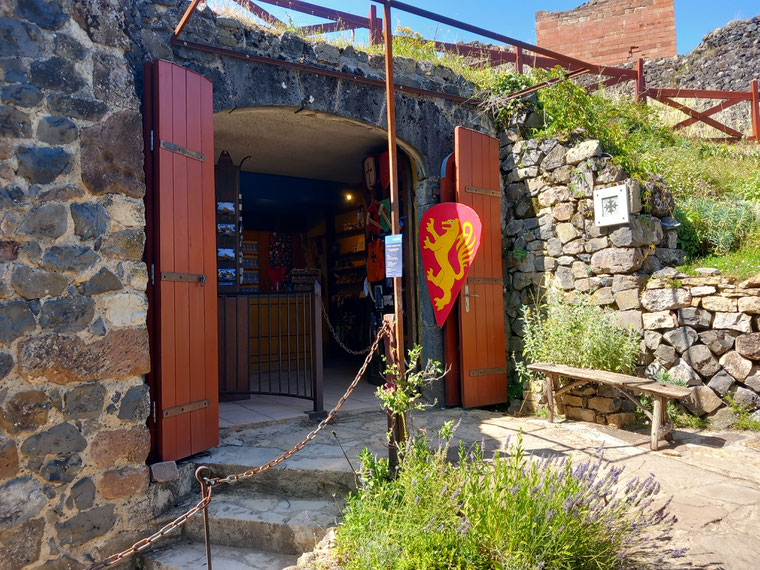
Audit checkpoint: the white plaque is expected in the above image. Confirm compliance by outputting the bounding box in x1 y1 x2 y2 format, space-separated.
593 184 629 227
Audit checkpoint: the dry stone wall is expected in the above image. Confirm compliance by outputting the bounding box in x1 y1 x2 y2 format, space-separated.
500 135 760 422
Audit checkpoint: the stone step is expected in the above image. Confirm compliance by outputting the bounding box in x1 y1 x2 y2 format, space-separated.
183 491 342 555
141 539 297 569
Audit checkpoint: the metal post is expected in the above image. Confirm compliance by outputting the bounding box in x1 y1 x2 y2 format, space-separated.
751 80 760 142
369 5 381 45
309 282 325 419
635 58 647 104
382 2 405 371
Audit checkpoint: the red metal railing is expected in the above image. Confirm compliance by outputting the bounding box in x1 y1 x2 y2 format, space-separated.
179 0 760 142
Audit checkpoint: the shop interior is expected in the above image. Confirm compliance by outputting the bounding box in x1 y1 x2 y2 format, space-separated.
213 108 416 426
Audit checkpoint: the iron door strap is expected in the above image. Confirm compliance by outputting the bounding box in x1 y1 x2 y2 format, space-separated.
465 185 500 197
162 398 210 419
161 271 208 286
159 139 206 162
470 367 508 376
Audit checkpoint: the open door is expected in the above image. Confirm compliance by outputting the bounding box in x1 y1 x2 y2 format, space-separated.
147 60 218 461
455 127 508 407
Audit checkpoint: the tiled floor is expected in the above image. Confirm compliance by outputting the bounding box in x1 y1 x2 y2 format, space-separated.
219 362 379 427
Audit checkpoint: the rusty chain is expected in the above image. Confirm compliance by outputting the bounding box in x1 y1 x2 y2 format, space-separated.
86 319 390 570
318 295 377 355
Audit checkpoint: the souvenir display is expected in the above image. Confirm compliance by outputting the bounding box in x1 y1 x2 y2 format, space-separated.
218 268 236 282
218 248 235 260
240 256 258 269
217 223 236 237
366 238 385 282
363 156 377 190
216 201 235 215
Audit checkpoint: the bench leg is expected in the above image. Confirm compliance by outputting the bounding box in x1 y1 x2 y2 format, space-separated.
546 374 554 423
651 396 664 451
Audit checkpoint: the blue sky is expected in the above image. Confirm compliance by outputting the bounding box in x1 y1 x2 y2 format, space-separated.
215 1 759 55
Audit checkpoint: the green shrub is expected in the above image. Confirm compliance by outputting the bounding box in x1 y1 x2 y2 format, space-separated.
725 395 760 431
516 289 642 388
337 429 683 569
674 197 759 257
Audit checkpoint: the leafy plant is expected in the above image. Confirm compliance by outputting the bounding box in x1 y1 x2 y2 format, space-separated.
337 431 684 569
725 394 760 431
516 288 642 390
674 197 759 257
485 72 537 130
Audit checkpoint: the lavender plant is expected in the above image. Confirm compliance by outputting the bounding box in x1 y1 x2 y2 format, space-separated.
337 429 684 569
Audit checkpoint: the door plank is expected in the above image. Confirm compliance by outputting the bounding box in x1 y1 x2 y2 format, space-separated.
455 127 508 407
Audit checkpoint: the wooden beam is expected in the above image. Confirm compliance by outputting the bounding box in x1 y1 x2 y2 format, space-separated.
673 98 742 130
298 21 362 35
233 0 285 27
656 96 744 139
172 0 203 42
645 87 751 101
635 57 646 103
751 79 760 142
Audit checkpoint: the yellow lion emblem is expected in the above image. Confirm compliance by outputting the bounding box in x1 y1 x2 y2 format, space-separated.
423 218 476 311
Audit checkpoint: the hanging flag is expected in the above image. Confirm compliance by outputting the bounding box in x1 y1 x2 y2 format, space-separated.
419 203 482 327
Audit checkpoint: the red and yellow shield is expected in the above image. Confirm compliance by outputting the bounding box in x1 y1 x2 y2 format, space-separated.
419 203 482 327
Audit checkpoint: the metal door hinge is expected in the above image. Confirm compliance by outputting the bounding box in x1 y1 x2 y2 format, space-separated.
152 401 157 424
151 264 155 286
150 130 154 152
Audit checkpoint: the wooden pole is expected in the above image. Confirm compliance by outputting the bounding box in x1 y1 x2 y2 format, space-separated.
751 79 760 143
382 3 405 370
635 58 646 104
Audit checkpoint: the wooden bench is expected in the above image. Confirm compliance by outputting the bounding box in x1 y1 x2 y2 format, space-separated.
527 363 692 451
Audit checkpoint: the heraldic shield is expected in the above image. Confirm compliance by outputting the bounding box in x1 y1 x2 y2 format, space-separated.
420 203 482 327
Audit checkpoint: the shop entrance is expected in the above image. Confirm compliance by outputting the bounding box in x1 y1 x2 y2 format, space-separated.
213 106 418 426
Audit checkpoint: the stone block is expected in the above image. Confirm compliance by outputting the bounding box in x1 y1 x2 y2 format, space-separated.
0 518 44 568
702 296 737 312
0 391 50 434
691 286 717 297
683 345 719 377
614 310 643 329
39 295 94 333
555 266 574 290
615 288 640 310
71 477 96 510
99 466 149 499
719 351 753 381
585 237 608 253
713 312 752 333
36 115 77 145
18 328 150 385
654 344 677 367
612 274 647 293
707 371 735 397
564 406 597 422
81 268 122 296
562 239 584 255
561 394 585 407
677 307 712 329
42 245 100 272
19 204 68 239
565 140 601 165
70 202 108 240
100 292 147 327
555 222 578 244
16 146 71 184
669 360 702 386
150 461 180 483
40 454 82 484
641 288 692 311
732 386 760 409
663 326 698 352
552 202 574 222
699 330 737 356
590 287 614 305
64 384 106 420
81 111 145 198
0 301 36 342
56 505 116 547
738 297 760 314
0 438 19 482
607 412 636 428
11 265 68 300
590 248 644 274
644 331 662 350
100 229 146 260
90 427 150 469
685 385 723 416
736 333 760 360
20 423 86 456
587 396 621 413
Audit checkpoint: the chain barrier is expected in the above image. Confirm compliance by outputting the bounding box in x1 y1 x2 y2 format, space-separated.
86 320 391 570
318 295 377 355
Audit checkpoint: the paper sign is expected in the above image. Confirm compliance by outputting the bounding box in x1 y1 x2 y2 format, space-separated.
385 234 403 278
419 203 482 327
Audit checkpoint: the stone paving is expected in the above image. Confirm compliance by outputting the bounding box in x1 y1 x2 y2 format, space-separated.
198 407 760 569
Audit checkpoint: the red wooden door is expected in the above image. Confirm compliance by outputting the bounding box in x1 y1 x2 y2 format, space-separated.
150 60 218 461
455 127 508 407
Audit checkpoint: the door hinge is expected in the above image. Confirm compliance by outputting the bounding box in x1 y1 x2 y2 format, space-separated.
150 130 154 152
152 401 157 424
151 264 155 286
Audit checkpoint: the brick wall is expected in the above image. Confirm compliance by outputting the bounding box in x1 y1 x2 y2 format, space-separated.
536 0 677 65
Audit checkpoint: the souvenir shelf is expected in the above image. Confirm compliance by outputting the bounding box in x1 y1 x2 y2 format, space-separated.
240 240 259 291
215 151 241 293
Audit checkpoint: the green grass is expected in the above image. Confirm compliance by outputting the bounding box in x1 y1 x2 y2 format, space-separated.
726 395 760 431
678 239 760 281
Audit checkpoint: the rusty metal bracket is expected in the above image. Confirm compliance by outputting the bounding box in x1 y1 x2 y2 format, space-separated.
161 271 208 286
465 185 500 197
163 399 210 419
469 366 508 376
467 277 502 285
160 139 206 162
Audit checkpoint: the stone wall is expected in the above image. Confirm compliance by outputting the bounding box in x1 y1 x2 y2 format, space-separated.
0 0 154 567
535 0 677 66
501 135 760 422
640 272 760 420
